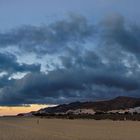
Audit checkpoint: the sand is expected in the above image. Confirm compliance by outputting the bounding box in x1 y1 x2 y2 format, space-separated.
0 117 139 140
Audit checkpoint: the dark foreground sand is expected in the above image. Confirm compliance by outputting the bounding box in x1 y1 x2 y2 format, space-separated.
0 117 139 140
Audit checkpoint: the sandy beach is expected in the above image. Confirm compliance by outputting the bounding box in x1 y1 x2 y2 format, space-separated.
0 117 139 140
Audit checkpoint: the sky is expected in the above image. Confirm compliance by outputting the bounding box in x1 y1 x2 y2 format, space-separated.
0 0 140 115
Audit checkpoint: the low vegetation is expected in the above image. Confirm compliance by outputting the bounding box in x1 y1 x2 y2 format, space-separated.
33 112 140 121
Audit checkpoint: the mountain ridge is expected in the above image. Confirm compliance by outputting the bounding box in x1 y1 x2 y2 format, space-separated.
17 96 140 116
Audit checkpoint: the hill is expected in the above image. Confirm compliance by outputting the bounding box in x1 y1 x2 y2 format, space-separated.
18 96 140 117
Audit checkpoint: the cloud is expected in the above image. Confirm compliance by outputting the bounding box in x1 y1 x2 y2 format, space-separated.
0 14 140 106
100 14 140 58
0 48 140 105
0 53 41 74
0 15 94 54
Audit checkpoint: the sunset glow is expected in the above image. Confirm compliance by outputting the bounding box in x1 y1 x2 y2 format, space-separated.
0 104 49 116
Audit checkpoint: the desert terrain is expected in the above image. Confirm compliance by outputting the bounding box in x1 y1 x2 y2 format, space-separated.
0 117 139 140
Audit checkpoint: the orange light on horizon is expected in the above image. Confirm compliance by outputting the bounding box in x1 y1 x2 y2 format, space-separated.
0 104 56 116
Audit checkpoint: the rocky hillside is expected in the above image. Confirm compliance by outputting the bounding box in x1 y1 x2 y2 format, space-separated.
17 96 140 116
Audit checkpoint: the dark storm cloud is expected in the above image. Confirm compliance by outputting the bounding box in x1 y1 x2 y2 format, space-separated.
100 14 140 57
0 53 41 74
0 75 14 88
1 48 140 105
0 15 94 54
0 15 140 105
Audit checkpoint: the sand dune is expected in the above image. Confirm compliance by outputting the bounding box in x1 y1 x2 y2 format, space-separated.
0 117 139 140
